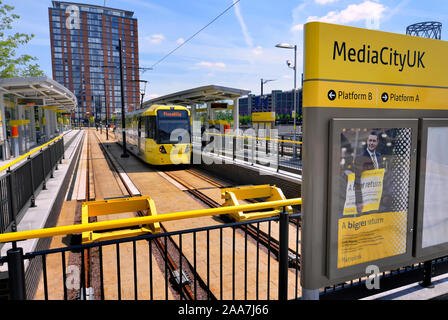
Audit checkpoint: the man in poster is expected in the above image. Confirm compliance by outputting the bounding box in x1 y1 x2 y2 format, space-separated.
354 131 384 214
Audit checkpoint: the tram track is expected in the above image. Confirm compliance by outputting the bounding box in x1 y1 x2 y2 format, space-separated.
79 128 302 299
90 130 211 300
161 169 301 269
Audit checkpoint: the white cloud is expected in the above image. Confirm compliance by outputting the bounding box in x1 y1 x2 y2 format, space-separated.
196 61 226 69
291 24 304 32
147 94 161 100
252 46 263 56
306 1 386 26
146 34 165 44
176 38 185 44
315 0 338 4
233 0 253 48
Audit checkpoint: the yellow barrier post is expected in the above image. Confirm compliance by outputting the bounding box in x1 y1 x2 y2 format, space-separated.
81 196 160 244
221 185 293 221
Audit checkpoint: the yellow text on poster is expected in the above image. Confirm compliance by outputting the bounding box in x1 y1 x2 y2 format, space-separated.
337 211 407 268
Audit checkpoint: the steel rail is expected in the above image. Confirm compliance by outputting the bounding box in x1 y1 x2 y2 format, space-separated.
92 131 197 300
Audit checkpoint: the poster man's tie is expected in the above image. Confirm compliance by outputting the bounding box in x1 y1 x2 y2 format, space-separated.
371 153 379 169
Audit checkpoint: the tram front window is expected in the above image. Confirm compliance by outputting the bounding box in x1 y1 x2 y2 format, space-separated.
157 110 190 144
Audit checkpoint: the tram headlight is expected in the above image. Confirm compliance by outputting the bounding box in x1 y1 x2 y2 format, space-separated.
159 146 167 154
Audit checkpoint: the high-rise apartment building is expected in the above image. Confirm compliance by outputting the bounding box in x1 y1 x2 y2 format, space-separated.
49 1 140 123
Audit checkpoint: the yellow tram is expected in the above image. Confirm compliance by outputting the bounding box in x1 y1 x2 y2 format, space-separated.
116 105 191 165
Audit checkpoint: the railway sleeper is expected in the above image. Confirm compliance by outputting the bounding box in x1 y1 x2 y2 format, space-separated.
170 269 191 288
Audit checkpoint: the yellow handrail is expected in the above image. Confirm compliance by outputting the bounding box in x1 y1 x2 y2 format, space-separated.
0 134 65 172
0 198 302 243
204 132 302 144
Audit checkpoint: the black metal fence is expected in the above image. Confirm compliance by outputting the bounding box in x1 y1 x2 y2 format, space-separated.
193 133 302 174
1 211 301 300
0 138 65 234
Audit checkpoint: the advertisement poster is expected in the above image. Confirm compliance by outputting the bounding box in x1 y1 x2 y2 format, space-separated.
337 128 411 268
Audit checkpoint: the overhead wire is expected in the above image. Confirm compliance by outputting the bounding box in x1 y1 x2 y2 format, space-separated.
150 0 242 69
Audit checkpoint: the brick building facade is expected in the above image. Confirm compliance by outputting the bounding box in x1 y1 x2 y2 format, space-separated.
49 1 140 124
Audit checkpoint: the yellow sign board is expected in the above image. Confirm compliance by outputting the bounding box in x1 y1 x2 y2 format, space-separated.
252 112 276 122
303 22 448 110
9 120 30 126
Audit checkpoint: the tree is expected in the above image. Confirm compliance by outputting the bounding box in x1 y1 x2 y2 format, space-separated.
20 63 45 77
0 1 46 78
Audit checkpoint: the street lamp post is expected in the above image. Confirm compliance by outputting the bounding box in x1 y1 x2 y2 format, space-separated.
275 43 298 158
260 78 275 112
131 79 148 109
118 38 129 158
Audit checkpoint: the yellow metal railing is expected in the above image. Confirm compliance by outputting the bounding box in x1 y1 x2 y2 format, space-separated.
0 198 302 244
0 134 65 172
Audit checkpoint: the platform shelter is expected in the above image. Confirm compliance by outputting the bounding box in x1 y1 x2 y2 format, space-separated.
0 77 77 160
143 85 250 132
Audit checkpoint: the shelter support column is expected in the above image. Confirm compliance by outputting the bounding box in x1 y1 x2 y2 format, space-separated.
50 110 57 137
0 94 8 160
29 105 36 146
191 104 196 123
38 107 44 143
44 109 51 141
232 98 239 132
206 102 212 131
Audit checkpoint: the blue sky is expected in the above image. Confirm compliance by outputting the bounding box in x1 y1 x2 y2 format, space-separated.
8 0 448 100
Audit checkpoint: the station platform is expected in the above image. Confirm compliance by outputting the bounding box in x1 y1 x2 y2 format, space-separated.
362 272 448 300
0 129 83 277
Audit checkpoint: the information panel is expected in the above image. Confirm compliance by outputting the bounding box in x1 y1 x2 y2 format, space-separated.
301 21 448 292
415 120 448 257
422 127 448 248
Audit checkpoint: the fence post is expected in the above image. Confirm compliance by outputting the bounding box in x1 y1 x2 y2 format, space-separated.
50 143 55 177
28 156 36 208
41 149 47 190
277 139 280 173
7 168 17 227
232 136 236 161
60 138 65 161
280 135 284 157
53 142 58 171
7 244 27 300
420 260 434 288
278 207 289 300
